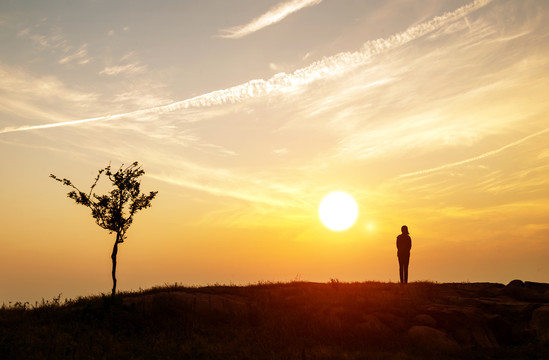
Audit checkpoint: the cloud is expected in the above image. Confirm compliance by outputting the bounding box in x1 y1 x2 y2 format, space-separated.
218 0 323 39
100 52 147 76
18 25 91 65
269 63 282 71
398 127 549 179
4 0 546 227
0 66 97 102
19 26 67 50
273 148 288 155
0 0 493 136
58 44 90 65
99 62 146 76
147 172 288 207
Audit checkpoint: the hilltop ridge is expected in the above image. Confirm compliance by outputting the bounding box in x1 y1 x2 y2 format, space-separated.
1 280 548 359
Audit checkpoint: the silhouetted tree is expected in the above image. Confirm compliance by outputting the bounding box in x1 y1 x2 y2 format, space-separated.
50 162 157 297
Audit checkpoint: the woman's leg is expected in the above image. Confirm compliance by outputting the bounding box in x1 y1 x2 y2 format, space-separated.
403 255 410 283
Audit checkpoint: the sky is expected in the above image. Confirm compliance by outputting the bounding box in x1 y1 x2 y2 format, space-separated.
1 0 548 304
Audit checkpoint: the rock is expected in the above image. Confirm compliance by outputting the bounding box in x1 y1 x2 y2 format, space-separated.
356 314 391 337
524 281 549 292
487 314 517 345
408 325 460 351
414 314 437 327
507 279 525 287
424 306 500 348
531 305 549 344
469 324 498 348
375 312 408 333
446 311 499 348
477 283 506 297
502 280 542 301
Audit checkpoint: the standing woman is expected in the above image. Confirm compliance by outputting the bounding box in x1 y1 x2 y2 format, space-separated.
397 225 412 283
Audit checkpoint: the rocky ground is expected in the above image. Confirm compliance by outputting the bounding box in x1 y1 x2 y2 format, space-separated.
375 280 549 356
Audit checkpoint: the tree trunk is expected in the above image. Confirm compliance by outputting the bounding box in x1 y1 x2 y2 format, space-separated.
111 234 120 297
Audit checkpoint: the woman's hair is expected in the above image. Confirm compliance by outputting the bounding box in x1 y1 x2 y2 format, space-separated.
401 225 409 234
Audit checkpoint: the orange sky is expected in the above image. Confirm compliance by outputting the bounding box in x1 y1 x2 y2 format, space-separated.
1 0 548 303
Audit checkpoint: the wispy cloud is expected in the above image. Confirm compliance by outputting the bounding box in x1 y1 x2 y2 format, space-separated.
58 44 90 65
0 0 493 135
218 0 323 39
99 52 147 76
18 26 67 50
0 66 97 102
398 127 549 179
18 25 92 65
99 62 146 76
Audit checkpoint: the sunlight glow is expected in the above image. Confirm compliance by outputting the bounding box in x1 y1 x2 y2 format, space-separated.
319 192 359 231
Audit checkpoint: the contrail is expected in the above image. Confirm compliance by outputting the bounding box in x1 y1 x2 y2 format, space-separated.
0 0 492 136
0 115 121 134
399 127 549 179
218 0 323 39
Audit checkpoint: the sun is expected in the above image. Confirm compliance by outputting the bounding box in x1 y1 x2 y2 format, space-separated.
318 191 359 231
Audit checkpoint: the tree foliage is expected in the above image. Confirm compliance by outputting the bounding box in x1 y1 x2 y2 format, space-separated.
51 162 158 295
51 162 157 242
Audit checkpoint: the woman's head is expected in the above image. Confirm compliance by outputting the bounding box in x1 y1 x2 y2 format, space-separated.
401 225 409 234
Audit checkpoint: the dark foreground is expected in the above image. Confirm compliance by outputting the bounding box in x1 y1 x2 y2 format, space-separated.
1 280 548 359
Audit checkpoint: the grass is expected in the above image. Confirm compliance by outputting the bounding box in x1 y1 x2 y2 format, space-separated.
1 281 547 359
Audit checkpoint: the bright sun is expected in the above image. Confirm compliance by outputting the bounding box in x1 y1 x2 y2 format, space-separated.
318 191 359 231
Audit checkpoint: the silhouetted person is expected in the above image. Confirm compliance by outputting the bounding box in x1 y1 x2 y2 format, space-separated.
397 225 412 284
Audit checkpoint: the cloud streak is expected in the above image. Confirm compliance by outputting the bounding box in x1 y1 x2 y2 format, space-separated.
0 0 493 136
19 26 92 66
58 44 90 65
218 0 323 39
399 127 549 179
99 62 146 76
